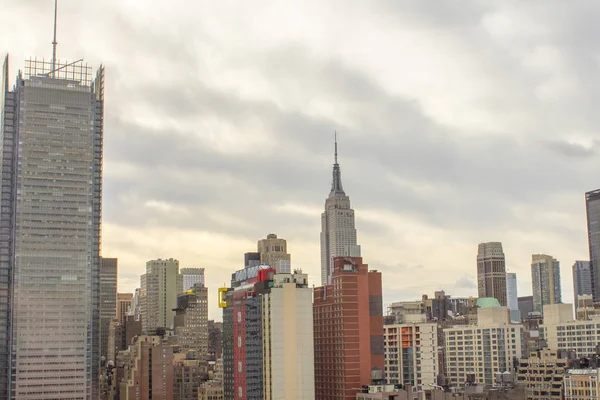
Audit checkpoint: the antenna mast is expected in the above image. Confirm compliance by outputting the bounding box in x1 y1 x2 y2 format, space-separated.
52 0 58 78
334 130 338 164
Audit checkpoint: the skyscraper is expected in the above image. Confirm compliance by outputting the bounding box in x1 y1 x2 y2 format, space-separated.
531 254 562 314
174 284 209 357
100 258 118 364
117 292 134 325
257 233 291 273
1 54 104 399
573 261 593 306
586 189 600 300
506 272 521 322
313 256 384 400
140 258 183 334
477 242 507 306
320 137 361 285
180 267 205 291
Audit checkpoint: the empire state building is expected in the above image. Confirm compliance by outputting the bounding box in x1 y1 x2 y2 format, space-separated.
320 137 361 285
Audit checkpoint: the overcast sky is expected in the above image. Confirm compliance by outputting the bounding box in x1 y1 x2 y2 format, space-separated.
3 0 599 320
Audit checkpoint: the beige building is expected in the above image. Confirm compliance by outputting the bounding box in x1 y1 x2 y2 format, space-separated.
173 352 207 400
117 292 133 325
531 254 562 314
575 294 600 321
388 300 427 323
262 271 314 399
541 303 600 358
517 349 569 399
174 284 208 357
444 306 523 388
140 258 183 334
564 368 600 400
257 233 291 273
384 322 438 391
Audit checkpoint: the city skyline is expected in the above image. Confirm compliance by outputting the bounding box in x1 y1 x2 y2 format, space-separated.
3 2 599 321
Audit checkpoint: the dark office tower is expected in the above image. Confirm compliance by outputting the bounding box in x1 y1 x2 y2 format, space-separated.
100 258 118 365
586 189 600 300
477 242 507 306
573 261 593 305
1 54 104 399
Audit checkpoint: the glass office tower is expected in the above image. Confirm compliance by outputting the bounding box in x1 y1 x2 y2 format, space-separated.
1 56 103 399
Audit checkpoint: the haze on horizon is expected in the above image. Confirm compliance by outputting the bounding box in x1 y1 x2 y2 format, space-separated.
2 0 598 320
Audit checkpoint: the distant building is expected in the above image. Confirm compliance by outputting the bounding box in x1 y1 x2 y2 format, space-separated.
531 254 562 314
506 273 521 322
517 349 570 399
575 294 600 321
107 318 124 364
573 261 593 306
141 258 183 334
174 284 209 357
101 258 118 364
119 336 174 400
180 267 205 291
564 368 600 400
314 256 384 399
541 303 600 358
518 296 534 319
117 292 134 325
320 138 361 285
477 242 507 306
444 303 523 388
586 189 600 300
384 322 439 391
388 300 426 323
222 257 314 400
173 352 208 400
208 320 222 361
257 233 291 273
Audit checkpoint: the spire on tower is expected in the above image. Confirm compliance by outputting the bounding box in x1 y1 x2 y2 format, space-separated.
334 130 338 164
329 130 345 197
52 0 58 77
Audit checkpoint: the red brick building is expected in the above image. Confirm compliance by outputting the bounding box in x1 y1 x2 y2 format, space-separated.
313 256 384 400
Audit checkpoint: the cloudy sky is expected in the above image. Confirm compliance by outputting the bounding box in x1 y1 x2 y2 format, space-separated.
3 0 599 320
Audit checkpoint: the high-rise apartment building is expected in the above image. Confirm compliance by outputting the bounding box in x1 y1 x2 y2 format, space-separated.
174 284 209 357
477 242 507 306
444 305 523 388
180 267 205 291
117 292 134 325
320 139 361 285
140 258 183 334
506 272 521 322
257 233 291 273
221 259 314 400
313 256 384 400
101 258 118 364
517 349 569 400
531 254 562 314
119 336 174 400
1 55 104 399
383 322 439 391
540 303 600 358
573 261 592 306
586 189 600 301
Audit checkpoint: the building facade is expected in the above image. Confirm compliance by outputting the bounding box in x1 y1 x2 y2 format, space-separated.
320 139 361 285
531 254 562 314
383 322 439 391
174 284 209 357
518 296 534 319
517 349 569 400
564 368 600 400
477 242 507 306
117 292 134 325
140 258 182 334
101 258 118 364
586 189 600 301
314 256 384 400
257 233 291 273
506 273 521 322
222 256 315 400
180 267 205 291
444 306 523 388
208 320 222 361
541 303 600 358
1 56 104 399
573 261 593 306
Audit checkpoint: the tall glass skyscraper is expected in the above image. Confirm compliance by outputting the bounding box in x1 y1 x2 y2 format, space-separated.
586 189 600 301
573 260 592 305
531 254 562 315
1 56 104 399
505 272 520 322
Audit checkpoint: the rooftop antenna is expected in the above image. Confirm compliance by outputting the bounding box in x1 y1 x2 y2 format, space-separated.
51 0 58 77
334 130 338 164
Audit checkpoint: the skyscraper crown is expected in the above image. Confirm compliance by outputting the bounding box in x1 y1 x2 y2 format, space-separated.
329 132 345 197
